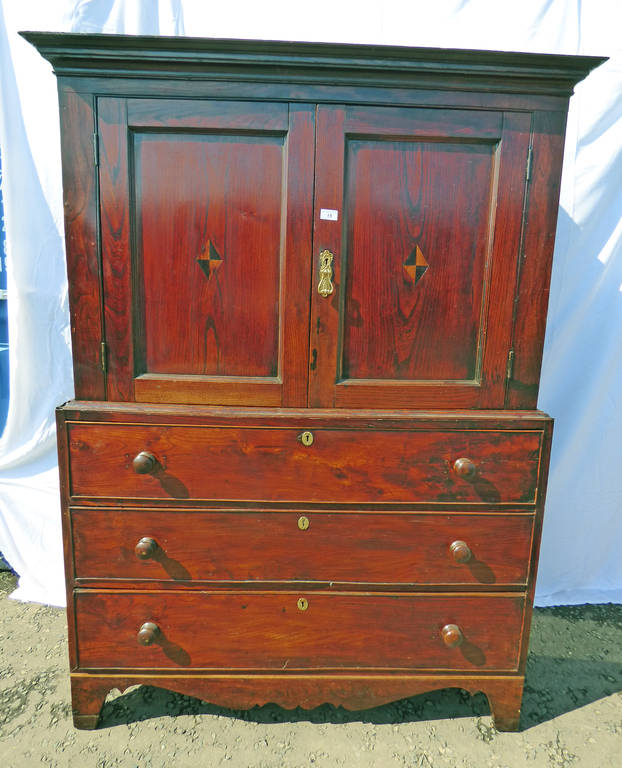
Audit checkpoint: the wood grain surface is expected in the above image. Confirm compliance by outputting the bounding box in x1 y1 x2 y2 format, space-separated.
98 99 315 406
70 508 534 586
58 88 105 399
68 671 525 730
66 422 542 504
74 591 525 671
33 30 589 732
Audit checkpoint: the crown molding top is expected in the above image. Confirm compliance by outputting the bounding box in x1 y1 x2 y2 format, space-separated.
20 31 606 96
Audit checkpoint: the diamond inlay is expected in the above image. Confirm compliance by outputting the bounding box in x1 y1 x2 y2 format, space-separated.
404 245 429 285
196 240 223 279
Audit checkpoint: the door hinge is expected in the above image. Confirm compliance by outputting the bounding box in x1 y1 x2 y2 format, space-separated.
525 144 533 183
100 341 108 374
93 133 99 166
506 349 515 381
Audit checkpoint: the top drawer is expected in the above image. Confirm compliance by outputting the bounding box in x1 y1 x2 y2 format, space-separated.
66 422 543 505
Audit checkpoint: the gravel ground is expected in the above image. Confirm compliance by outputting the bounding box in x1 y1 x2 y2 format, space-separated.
1 570 621 767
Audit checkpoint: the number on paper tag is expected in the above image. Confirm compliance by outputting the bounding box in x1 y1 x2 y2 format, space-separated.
320 208 339 221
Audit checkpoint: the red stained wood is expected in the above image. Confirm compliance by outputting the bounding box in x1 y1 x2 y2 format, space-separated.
309 106 532 409
477 111 531 407
342 137 494 382
308 105 345 408
137 131 283 377
98 97 134 401
25 32 604 101
133 375 282 406
58 88 105 399
507 110 568 409
280 104 316 406
61 400 553 428
31 32 595 731
67 422 542 504
98 99 314 406
71 509 534 586
60 74 572 111
69 672 524 730
75 591 524 671
126 99 289 130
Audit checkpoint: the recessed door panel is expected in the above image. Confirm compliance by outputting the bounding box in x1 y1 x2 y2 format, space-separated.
98 98 314 406
136 133 282 378
342 138 494 382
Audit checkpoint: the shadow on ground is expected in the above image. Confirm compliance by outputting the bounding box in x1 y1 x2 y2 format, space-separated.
95 604 622 731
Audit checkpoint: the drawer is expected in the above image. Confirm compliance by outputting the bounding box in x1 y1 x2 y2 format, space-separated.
75 591 525 671
67 423 543 504
71 508 534 586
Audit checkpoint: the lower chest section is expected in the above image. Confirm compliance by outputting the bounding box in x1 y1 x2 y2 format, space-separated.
59 405 550 682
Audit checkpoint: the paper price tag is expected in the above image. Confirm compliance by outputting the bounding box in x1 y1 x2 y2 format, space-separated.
320 208 339 221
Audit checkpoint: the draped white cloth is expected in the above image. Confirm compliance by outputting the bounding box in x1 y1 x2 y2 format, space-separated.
0 0 620 606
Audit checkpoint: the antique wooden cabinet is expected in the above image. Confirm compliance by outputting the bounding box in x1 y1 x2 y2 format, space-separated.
24 31 603 730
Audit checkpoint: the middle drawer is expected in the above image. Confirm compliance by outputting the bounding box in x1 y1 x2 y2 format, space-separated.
71 509 534 586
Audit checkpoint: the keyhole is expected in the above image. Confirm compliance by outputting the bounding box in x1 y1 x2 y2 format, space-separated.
300 431 314 447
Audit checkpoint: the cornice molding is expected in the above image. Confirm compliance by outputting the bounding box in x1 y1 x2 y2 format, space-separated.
20 32 606 96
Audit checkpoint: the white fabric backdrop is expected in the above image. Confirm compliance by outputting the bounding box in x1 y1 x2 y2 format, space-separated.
0 0 620 606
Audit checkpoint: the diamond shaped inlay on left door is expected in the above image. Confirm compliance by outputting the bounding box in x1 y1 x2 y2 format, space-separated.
403 244 428 285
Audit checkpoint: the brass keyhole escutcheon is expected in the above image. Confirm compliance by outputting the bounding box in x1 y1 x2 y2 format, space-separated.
297 598 309 611
300 431 314 447
318 249 334 298
298 516 310 531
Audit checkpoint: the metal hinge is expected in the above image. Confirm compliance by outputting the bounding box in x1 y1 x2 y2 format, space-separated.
100 341 108 374
93 133 99 166
506 349 515 381
525 144 533 183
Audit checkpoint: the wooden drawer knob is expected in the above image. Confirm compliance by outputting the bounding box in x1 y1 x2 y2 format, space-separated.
441 624 464 648
137 622 160 646
132 451 158 475
453 457 477 479
135 537 159 560
449 540 472 563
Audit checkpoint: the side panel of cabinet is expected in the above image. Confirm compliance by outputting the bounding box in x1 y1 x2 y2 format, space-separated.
506 110 568 409
59 88 105 399
309 105 531 409
98 99 314 406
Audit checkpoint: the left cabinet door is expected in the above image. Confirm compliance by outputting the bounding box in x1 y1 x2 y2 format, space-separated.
98 98 315 406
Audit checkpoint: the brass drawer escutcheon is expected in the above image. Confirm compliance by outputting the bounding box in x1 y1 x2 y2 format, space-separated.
299 431 314 446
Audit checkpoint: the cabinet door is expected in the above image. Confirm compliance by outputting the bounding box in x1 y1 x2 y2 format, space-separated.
309 106 531 408
98 99 314 406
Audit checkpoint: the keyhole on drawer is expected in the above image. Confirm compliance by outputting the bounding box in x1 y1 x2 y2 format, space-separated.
298 516 310 531
299 431 314 447
297 597 309 611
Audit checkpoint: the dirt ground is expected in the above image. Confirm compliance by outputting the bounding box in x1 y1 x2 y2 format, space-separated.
1 570 621 767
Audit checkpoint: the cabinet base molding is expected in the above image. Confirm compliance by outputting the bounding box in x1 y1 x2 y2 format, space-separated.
70 672 523 732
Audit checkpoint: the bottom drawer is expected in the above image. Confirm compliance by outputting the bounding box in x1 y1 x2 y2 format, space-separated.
75 591 525 672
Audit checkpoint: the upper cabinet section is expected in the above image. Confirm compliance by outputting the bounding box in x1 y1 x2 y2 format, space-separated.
23 33 605 409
